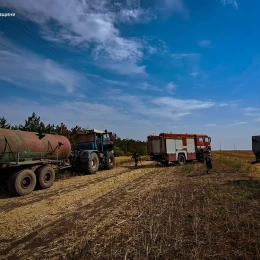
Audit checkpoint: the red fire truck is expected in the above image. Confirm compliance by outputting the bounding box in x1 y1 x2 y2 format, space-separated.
147 133 211 165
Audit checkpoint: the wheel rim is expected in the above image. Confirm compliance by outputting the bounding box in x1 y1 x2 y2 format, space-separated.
44 172 51 183
21 176 31 189
92 159 96 168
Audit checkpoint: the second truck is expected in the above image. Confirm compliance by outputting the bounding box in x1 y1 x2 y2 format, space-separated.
147 132 211 165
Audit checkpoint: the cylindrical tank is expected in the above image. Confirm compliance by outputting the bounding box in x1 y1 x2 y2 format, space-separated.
0 128 71 164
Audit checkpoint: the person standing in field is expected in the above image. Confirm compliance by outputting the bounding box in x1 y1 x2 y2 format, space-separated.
205 148 212 174
132 152 140 167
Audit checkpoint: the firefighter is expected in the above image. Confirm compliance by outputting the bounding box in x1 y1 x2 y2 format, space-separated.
205 147 212 174
132 152 140 167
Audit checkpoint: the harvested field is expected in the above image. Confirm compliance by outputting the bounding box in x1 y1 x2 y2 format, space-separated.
0 151 260 259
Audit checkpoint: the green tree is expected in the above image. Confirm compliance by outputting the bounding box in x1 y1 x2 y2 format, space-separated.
0 117 11 129
45 123 56 134
19 112 44 132
55 123 71 139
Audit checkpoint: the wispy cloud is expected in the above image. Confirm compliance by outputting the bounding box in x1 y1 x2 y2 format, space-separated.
151 97 215 111
139 82 163 92
0 36 84 95
205 124 216 127
219 103 228 107
171 53 200 59
117 8 156 24
190 72 200 77
217 100 241 108
103 79 129 87
166 81 177 93
197 40 213 48
158 0 189 18
97 61 146 75
229 121 247 126
220 0 239 9
244 107 260 112
243 107 260 120
0 0 147 73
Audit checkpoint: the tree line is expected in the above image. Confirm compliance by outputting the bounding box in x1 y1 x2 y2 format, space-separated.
0 113 147 156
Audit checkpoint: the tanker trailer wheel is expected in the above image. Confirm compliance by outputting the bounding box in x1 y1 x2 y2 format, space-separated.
104 151 115 170
8 169 36 196
178 154 186 166
81 153 99 174
36 166 55 189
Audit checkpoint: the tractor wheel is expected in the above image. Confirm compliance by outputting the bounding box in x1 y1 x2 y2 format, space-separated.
36 166 55 189
178 154 186 165
81 153 99 174
104 152 115 170
8 169 36 196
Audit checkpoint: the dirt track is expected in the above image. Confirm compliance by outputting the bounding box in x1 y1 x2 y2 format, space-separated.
0 161 176 259
1 154 259 260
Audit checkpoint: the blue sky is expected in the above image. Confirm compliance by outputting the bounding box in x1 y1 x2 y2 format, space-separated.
0 0 259 149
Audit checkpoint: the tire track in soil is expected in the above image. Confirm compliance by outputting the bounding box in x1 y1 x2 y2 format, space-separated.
0 163 153 212
0 167 166 259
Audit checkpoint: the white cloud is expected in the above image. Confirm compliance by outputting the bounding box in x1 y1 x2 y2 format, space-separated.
244 107 260 112
158 0 189 18
229 121 247 126
205 124 216 127
190 72 199 77
139 82 163 92
97 62 146 75
243 107 260 120
220 0 239 9
117 8 156 24
244 113 260 116
0 37 83 95
103 79 129 87
166 81 177 93
151 97 215 111
197 40 213 48
171 53 200 59
219 103 228 107
0 0 144 68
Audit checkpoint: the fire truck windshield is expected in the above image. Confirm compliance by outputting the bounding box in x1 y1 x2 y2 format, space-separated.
205 137 211 143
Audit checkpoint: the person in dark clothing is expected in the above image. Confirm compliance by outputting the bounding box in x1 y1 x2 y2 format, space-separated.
205 148 212 174
132 152 140 167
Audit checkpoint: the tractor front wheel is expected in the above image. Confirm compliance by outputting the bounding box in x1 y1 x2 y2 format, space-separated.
81 153 99 174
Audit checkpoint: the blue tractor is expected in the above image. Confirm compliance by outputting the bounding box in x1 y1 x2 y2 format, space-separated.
69 129 115 174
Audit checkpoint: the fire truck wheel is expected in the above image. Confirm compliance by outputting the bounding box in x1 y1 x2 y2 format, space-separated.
178 154 186 165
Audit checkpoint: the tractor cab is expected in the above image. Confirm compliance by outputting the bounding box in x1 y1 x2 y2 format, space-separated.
70 129 115 175
75 129 114 154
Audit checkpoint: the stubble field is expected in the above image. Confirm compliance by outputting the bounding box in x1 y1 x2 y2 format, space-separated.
0 151 260 259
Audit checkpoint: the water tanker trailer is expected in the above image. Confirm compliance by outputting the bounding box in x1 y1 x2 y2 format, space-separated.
0 128 71 196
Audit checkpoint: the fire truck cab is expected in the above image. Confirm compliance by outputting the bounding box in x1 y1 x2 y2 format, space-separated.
147 133 211 165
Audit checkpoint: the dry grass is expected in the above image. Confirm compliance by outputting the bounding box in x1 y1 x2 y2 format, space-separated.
70 150 260 259
1 151 260 259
